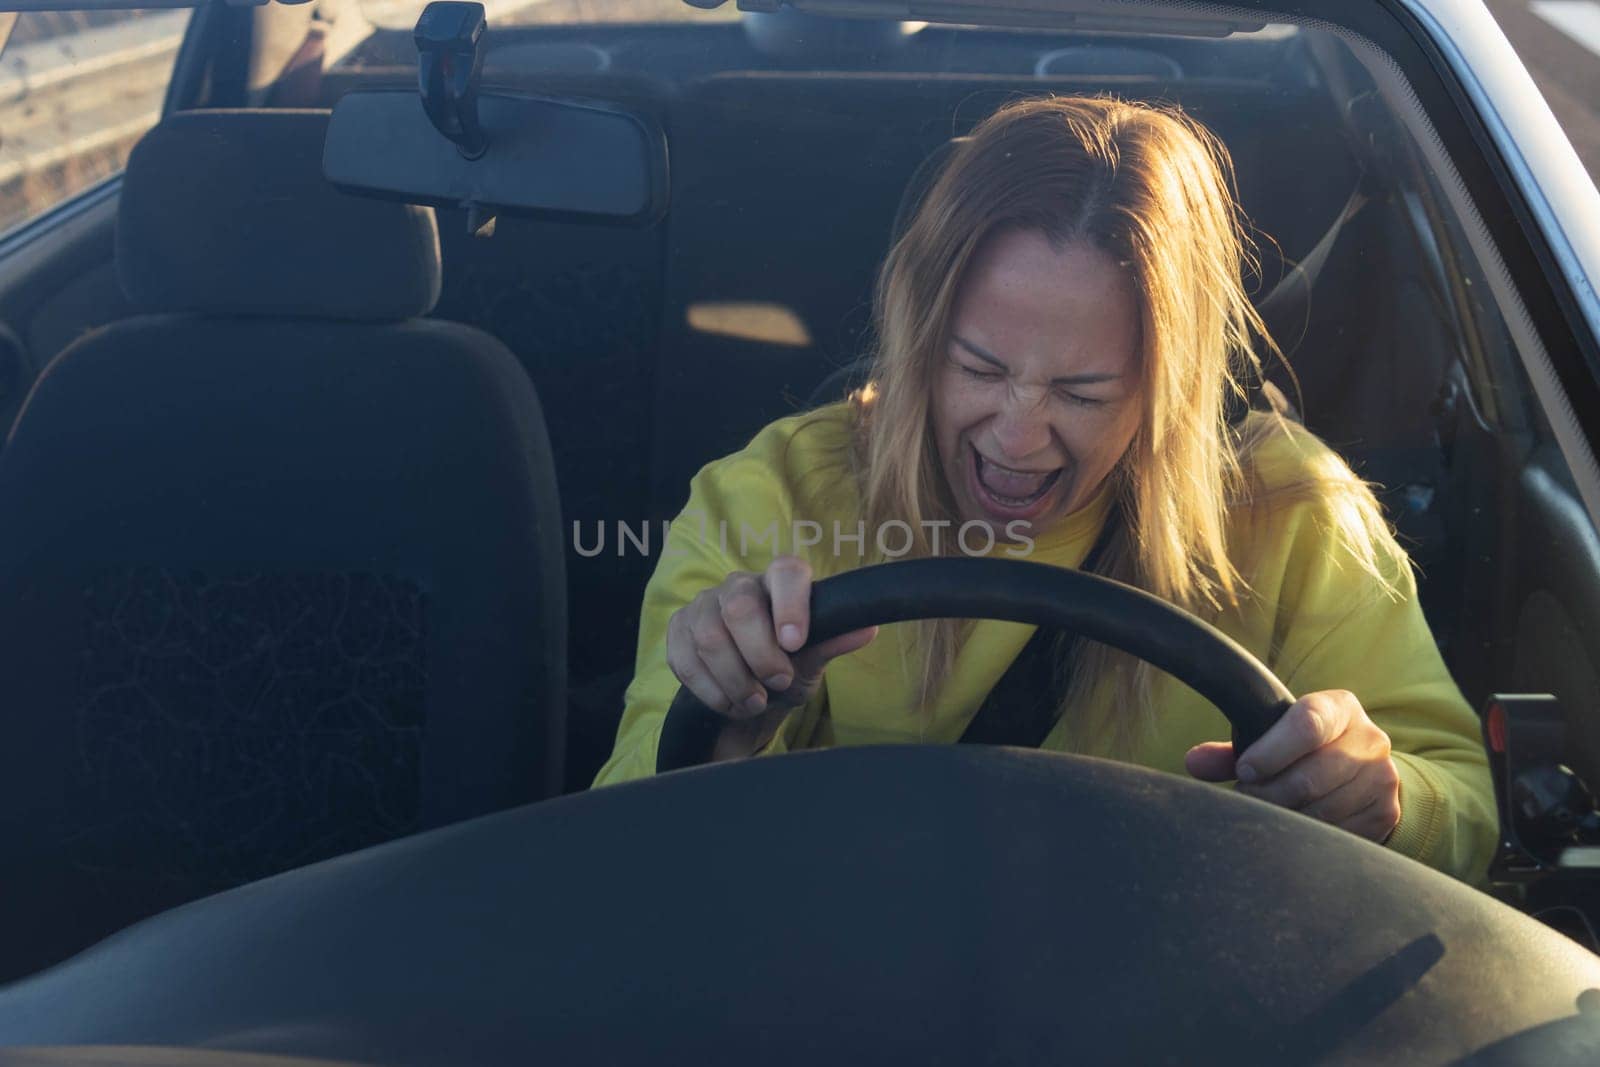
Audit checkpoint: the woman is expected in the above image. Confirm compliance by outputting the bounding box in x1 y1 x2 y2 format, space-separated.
594 97 1496 883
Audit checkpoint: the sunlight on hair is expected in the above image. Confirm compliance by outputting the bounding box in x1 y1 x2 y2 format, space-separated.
686 302 812 347
848 95 1403 756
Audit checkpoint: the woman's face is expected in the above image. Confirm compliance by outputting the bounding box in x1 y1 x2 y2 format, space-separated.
931 228 1143 539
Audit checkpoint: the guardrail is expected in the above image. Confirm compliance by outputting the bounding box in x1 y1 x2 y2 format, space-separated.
0 10 185 205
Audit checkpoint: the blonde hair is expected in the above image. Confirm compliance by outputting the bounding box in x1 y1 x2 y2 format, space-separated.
847 95 1400 754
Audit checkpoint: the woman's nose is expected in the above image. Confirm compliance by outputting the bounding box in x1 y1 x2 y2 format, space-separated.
991 389 1052 459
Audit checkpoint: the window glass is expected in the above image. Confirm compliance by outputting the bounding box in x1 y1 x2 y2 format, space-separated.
0 8 191 235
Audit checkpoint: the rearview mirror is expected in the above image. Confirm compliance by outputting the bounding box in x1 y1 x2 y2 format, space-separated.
323 89 668 229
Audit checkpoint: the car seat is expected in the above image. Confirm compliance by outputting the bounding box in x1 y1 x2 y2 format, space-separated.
0 109 566 981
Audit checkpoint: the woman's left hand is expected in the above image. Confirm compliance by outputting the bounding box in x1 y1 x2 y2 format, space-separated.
1185 690 1402 843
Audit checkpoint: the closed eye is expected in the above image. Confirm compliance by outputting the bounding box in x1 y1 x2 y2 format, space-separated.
1055 388 1107 408
959 363 1004 382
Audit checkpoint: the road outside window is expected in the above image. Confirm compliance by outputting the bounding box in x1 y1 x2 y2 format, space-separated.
0 9 190 236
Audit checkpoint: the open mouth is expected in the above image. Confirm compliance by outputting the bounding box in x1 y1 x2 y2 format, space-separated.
969 444 1064 517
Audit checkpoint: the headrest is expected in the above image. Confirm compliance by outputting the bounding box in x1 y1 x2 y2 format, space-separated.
890 137 969 243
117 110 442 321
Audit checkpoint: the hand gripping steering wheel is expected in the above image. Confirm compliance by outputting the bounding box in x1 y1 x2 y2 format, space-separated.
657 557 1294 772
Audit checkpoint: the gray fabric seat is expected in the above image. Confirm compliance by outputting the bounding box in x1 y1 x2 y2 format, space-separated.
0 110 566 982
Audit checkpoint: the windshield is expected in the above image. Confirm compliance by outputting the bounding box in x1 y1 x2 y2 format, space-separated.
4 0 1600 989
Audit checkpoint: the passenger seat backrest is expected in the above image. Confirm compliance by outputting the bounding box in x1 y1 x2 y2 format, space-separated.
0 110 566 981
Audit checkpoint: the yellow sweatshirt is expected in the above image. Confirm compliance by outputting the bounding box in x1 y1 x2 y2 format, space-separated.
595 403 1498 883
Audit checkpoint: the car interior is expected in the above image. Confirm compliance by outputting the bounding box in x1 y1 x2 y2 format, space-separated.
1 0 1599 983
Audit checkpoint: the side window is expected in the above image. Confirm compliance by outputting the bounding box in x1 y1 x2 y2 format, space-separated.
0 9 191 236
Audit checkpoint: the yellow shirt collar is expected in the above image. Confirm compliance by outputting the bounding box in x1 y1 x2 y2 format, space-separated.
994 478 1115 565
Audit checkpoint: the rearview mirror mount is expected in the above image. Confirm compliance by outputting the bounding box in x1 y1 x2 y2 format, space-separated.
323 2 667 236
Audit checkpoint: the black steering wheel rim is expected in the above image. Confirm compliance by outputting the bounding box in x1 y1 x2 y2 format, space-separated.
657 557 1295 773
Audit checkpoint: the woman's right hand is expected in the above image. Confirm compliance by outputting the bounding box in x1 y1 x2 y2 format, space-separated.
665 555 878 758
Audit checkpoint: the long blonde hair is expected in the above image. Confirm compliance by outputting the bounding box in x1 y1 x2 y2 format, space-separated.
848 95 1399 753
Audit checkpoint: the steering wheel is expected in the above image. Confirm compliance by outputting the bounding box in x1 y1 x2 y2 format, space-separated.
657 557 1295 772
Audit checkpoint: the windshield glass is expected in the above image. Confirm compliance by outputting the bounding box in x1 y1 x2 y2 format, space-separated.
284 0 1600 814
311 0 1600 851
5 0 1600 988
